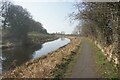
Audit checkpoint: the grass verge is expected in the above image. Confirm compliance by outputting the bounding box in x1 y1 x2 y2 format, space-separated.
51 42 82 78
63 42 82 77
88 39 118 78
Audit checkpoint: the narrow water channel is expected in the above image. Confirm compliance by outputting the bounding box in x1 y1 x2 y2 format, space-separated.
2 38 70 72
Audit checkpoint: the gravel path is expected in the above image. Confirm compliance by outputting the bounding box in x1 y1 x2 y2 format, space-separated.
71 40 99 78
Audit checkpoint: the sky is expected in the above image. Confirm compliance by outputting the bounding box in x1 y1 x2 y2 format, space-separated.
12 0 79 34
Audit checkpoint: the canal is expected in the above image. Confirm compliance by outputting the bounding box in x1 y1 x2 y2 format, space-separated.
2 38 70 72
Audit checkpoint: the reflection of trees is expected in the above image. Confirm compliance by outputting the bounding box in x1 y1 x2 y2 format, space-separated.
2 44 42 72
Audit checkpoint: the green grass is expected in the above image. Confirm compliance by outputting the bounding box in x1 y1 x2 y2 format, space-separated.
63 43 82 77
51 38 118 78
51 52 77 78
2 31 55 45
51 42 82 78
88 39 118 78
28 32 55 41
27 32 58 45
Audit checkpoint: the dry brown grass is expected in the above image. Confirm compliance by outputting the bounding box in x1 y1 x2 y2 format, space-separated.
2 36 81 78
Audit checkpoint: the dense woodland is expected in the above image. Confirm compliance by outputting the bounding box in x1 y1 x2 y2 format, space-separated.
0 1 48 46
71 2 120 77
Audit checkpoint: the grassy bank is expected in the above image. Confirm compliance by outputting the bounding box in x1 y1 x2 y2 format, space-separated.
2 32 58 50
51 44 80 78
28 32 58 44
52 40 82 78
63 38 118 78
88 38 118 78
64 41 83 78
2 37 81 78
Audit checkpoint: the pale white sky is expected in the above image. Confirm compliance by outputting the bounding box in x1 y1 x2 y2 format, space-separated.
13 0 79 34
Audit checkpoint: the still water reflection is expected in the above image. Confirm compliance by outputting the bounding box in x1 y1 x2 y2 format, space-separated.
32 38 70 58
2 44 42 72
2 38 70 72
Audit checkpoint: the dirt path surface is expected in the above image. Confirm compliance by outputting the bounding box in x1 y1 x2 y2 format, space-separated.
71 40 99 78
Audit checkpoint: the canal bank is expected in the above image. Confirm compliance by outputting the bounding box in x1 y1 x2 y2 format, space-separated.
2 34 58 50
2 36 81 78
2 37 68 72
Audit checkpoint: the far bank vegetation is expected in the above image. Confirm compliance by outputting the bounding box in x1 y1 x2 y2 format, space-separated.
1 0 56 49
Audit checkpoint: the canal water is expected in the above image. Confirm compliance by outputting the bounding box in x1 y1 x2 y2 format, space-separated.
2 38 70 72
